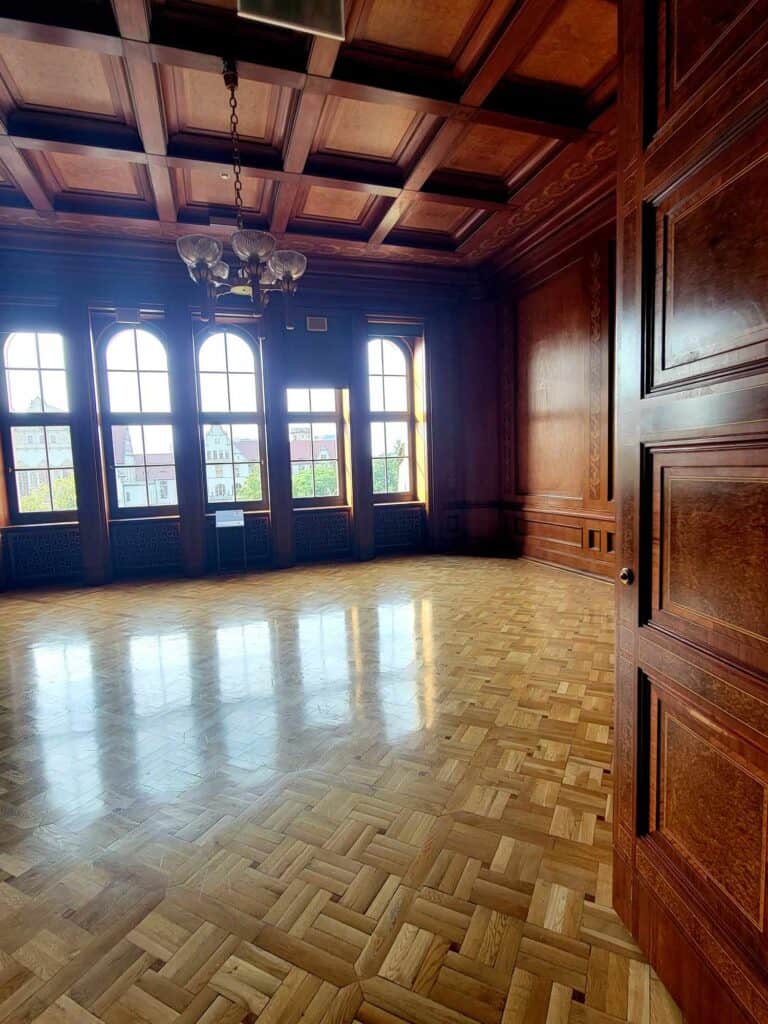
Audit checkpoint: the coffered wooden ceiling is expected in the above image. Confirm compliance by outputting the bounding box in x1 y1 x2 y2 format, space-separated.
0 0 618 270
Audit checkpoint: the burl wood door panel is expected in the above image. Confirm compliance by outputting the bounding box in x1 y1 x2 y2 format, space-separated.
616 1 768 1021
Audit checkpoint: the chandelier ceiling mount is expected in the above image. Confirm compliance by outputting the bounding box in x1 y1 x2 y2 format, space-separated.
176 58 307 322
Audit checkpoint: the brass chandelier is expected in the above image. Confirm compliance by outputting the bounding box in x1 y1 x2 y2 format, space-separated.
176 59 307 320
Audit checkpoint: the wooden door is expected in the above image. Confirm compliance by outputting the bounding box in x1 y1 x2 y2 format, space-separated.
615 3 768 1022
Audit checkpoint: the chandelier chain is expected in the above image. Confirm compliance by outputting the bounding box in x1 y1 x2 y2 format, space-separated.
226 68 243 230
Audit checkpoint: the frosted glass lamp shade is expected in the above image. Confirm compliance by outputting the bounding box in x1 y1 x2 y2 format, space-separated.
269 250 307 281
211 261 230 282
231 229 276 262
177 235 223 267
258 264 278 286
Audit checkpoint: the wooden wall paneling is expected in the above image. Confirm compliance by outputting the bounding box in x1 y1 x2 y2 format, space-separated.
348 312 375 560
167 303 205 576
262 300 294 569
616 0 768 1020
62 296 111 585
499 222 615 577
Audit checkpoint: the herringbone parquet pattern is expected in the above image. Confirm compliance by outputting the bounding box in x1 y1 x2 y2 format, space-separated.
0 557 683 1023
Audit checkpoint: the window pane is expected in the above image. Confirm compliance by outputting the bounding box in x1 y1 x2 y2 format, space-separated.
136 330 167 371
200 372 229 412
231 424 260 463
383 375 407 412
139 371 171 413
143 424 174 463
291 461 314 498
206 463 235 503
198 333 226 372
4 332 37 368
225 333 255 372
51 468 77 510
372 458 387 494
314 460 339 498
367 338 383 376
387 457 410 493
106 330 137 370
310 388 336 412
37 333 65 369
289 423 311 461
17 470 52 512
385 421 409 457
235 463 262 502
46 426 74 468
381 339 406 375
11 426 46 468
108 370 140 413
203 424 233 463
287 387 310 413
42 370 69 413
368 375 384 412
370 422 386 458
147 466 177 506
7 369 40 413
229 373 257 413
116 466 147 507
112 424 144 466
312 422 337 461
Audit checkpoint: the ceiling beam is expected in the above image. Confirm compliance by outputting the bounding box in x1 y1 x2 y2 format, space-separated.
122 41 166 156
270 181 299 233
0 16 591 142
110 0 151 42
461 0 567 107
147 163 177 222
0 140 52 211
403 117 474 192
367 193 415 247
282 91 325 174
0 17 122 55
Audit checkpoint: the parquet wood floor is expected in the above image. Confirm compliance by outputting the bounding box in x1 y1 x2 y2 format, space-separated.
0 556 684 1024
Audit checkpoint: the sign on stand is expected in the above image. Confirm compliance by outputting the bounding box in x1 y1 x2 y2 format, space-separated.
215 509 247 572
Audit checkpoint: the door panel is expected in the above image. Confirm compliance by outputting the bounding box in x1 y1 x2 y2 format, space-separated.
616 3 768 1021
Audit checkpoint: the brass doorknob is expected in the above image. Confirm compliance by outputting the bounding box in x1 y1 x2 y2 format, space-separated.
619 567 634 586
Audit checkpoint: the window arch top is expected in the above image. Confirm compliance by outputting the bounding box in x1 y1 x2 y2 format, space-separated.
198 330 258 414
3 331 68 414
367 337 409 413
105 327 170 414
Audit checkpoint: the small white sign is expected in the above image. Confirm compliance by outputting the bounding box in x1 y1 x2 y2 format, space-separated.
215 509 245 528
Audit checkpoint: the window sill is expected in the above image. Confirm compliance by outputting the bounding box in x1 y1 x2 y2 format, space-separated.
2 519 79 531
109 513 180 524
373 499 424 508
293 504 351 512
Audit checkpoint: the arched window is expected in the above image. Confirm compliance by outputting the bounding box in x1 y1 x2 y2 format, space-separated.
197 329 266 507
100 327 177 514
0 331 77 520
367 337 414 498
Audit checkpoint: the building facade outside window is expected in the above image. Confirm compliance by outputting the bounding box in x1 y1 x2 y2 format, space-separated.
0 331 78 520
197 328 266 508
287 388 345 506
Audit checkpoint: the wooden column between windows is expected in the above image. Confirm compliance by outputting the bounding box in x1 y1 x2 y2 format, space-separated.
62 297 112 585
349 314 374 560
423 311 460 552
0 429 9 590
166 301 206 577
262 301 294 569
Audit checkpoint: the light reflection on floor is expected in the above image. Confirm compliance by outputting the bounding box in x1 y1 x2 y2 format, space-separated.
4 561 446 829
